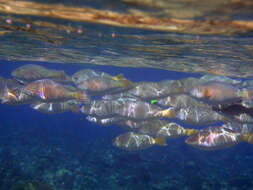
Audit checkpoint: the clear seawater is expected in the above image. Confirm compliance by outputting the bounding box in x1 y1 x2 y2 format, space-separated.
0 1 253 190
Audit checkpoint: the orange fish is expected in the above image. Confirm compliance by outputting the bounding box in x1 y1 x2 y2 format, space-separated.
72 69 133 95
23 79 90 103
190 81 244 104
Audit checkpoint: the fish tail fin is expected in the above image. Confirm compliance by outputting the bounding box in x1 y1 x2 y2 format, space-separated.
112 74 124 81
185 129 198 136
119 79 135 89
240 89 249 100
72 91 90 103
1 88 18 104
154 137 167 146
155 108 176 118
242 133 253 144
113 74 134 89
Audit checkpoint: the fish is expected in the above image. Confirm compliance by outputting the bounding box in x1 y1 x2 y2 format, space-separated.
30 100 80 114
175 106 226 125
185 126 242 150
213 104 253 124
111 74 135 89
135 119 198 138
22 79 90 103
126 80 184 101
11 64 72 83
223 123 253 134
189 81 245 104
200 74 241 84
72 69 134 95
157 94 211 109
86 116 125 126
113 132 166 151
80 98 176 121
126 82 167 100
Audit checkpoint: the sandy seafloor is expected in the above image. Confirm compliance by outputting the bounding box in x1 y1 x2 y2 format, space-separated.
1 60 253 190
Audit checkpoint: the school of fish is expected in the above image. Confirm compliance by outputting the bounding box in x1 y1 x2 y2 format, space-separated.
1 64 253 151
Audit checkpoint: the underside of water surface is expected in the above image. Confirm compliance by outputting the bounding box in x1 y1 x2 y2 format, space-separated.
0 0 252 78
0 0 253 190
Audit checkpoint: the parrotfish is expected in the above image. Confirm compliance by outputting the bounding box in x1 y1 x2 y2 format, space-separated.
113 132 166 151
157 95 227 125
213 104 253 124
80 98 175 121
190 81 246 105
185 126 242 150
11 64 71 83
125 80 186 101
30 100 80 114
135 119 197 138
175 106 226 125
72 69 134 95
22 79 90 103
86 116 125 126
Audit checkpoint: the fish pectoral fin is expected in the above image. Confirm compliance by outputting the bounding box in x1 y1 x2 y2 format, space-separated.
240 89 250 100
242 133 253 144
204 89 211 98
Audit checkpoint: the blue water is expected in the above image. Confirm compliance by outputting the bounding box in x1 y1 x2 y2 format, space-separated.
1 60 253 190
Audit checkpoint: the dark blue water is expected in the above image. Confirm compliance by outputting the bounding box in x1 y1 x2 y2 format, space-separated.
0 60 253 190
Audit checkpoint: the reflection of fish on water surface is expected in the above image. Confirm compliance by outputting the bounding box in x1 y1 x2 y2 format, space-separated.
12 64 72 83
0 1 253 78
